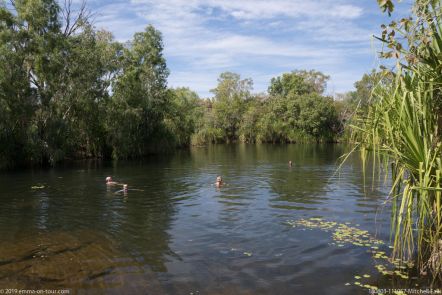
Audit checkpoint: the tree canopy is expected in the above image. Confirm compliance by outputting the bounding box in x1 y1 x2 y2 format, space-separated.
193 70 340 145
0 0 354 169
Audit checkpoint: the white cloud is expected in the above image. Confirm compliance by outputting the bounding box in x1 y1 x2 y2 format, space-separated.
169 71 219 97
88 0 380 95
132 0 363 21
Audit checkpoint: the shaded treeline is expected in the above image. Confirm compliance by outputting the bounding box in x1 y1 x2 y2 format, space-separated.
0 0 178 168
0 0 369 169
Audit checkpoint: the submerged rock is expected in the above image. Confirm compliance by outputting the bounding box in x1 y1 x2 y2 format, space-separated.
0 230 163 293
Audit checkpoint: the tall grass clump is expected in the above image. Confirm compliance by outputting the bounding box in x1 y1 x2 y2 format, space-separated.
348 0 442 277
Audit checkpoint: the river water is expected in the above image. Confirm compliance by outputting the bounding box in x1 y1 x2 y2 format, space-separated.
0 144 424 294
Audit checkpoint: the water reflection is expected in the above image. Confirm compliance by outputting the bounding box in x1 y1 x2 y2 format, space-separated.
0 144 412 294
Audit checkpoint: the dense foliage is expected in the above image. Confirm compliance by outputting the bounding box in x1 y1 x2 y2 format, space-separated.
0 0 175 167
192 71 342 145
0 0 362 169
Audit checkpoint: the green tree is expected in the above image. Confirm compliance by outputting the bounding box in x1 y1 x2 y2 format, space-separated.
58 26 121 159
191 99 224 145
295 93 339 141
256 96 290 143
210 72 253 142
0 0 121 167
164 87 203 147
0 0 66 166
0 1 344 167
268 70 329 97
256 70 338 143
0 1 36 167
107 25 170 159
239 96 265 143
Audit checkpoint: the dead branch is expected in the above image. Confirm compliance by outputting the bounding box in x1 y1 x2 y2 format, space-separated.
62 0 95 36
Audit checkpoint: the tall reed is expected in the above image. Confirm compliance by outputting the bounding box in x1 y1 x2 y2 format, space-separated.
348 0 442 276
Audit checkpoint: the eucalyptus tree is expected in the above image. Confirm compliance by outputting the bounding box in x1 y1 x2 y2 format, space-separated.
295 93 339 142
239 95 265 143
0 0 65 166
107 25 170 158
256 95 290 143
0 0 120 167
258 69 339 143
164 87 203 147
0 1 36 167
268 70 329 97
210 72 253 142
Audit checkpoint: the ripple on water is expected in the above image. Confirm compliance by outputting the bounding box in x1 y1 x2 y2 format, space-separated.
0 145 403 294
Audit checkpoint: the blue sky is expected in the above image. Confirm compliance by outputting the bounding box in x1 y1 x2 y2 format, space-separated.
80 0 412 97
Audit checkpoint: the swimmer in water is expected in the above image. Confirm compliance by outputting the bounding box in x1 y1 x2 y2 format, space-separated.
215 176 223 187
122 184 128 196
115 184 128 195
106 176 118 185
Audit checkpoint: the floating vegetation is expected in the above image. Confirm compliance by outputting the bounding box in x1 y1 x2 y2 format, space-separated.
287 218 337 230
363 284 377 291
333 223 383 247
287 217 415 293
287 218 383 247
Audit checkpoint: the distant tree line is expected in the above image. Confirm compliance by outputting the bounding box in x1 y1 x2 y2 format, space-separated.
191 70 343 145
0 0 371 169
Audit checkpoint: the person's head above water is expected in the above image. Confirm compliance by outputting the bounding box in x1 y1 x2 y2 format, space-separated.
215 176 223 187
106 176 118 185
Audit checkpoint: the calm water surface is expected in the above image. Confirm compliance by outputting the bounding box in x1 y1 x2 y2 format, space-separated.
0 144 415 294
